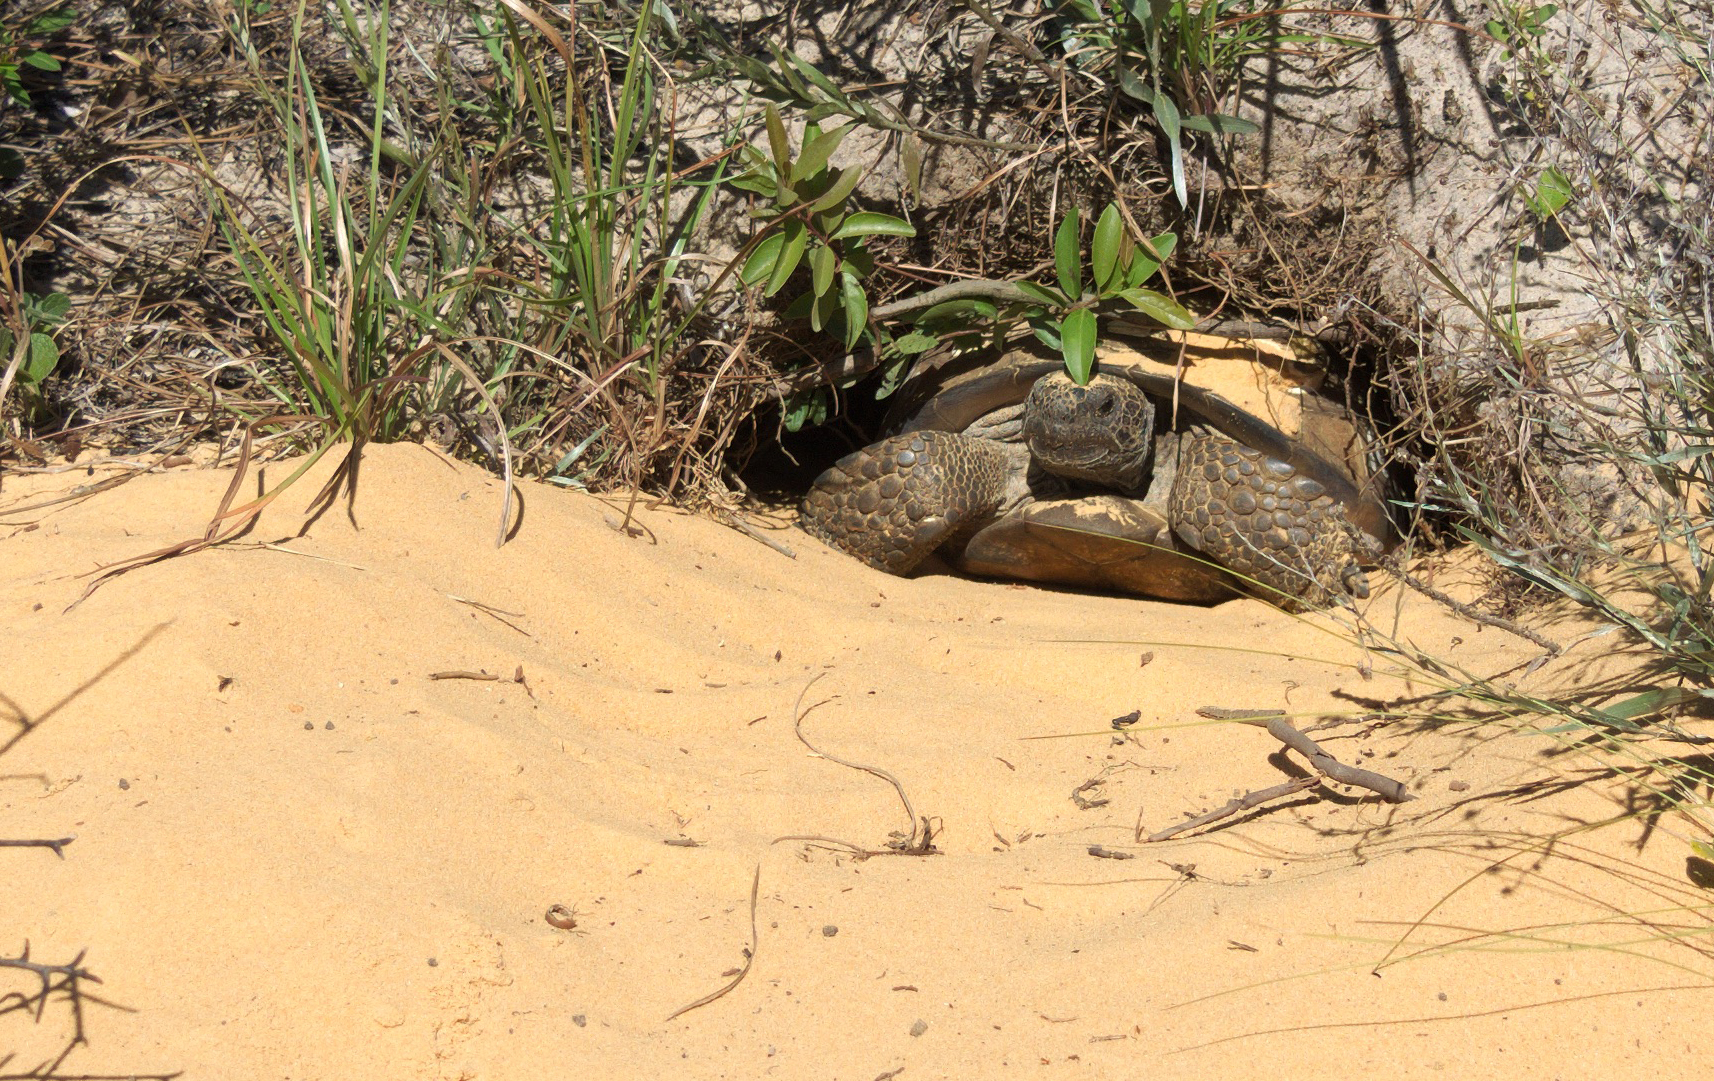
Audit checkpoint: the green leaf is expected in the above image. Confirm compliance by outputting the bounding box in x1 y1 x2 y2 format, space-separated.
792 124 850 183
1116 63 1155 104
1014 280 1068 307
1179 113 1260 136
1118 287 1196 329
808 283 836 331
764 105 792 175
1091 203 1124 295
728 170 777 197
1593 687 1697 724
766 220 808 296
784 388 830 432
840 272 869 350
23 332 58 383
809 244 836 298
1153 95 1187 207
901 133 923 203
22 51 60 72
1525 165 1573 218
740 232 785 286
1053 209 1082 300
830 212 916 240
875 353 913 399
807 165 863 213
36 292 70 322
1123 249 1161 289
843 240 875 278
27 9 77 34
1148 231 1178 261
918 298 998 324
1060 308 1097 385
891 331 937 355
786 51 852 105
1031 316 1062 352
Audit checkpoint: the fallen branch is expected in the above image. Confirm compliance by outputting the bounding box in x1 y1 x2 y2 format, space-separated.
1250 714 1415 803
1145 710 1415 841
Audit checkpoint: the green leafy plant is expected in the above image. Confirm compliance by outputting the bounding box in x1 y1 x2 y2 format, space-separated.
1485 2 1557 60
0 5 74 106
733 105 915 351
730 105 916 427
1054 0 1331 206
1523 163 1573 219
0 287 69 400
906 202 1196 385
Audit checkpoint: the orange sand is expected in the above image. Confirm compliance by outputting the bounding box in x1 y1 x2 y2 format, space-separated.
1 443 1704 1079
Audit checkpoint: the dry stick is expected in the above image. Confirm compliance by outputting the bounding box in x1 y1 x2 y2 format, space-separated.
777 674 935 857
1144 711 1415 842
446 594 532 637
1250 714 1415 803
664 865 761 1022
0 837 75 858
1146 779 1317 843
1382 556 1563 655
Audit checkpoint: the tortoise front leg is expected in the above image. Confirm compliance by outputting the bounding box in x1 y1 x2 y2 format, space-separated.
801 430 1012 575
1168 428 1375 609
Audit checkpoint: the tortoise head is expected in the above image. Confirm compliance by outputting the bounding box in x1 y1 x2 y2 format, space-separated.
1022 371 1155 491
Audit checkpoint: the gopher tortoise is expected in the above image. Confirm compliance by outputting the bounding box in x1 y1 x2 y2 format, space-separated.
800 343 1392 609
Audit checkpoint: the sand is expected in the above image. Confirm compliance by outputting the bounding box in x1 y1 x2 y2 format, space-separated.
1 442 1705 1079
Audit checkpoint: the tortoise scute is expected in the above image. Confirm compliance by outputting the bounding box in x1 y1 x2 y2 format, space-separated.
1170 428 1373 610
802 429 1011 574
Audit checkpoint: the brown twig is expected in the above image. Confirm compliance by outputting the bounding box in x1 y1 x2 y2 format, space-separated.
1252 714 1414 802
1145 778 1317 842
664 865 761 1022
0 837 75 858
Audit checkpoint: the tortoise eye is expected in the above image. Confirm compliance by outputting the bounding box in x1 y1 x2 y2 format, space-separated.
1097 395 1116 415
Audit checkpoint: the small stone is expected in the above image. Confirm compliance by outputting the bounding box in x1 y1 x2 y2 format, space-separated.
118 778 129 790
1449 780 1470 792
573 1014 587 1027
304 721 314 730
910 1019 929 1037
822 925 839 937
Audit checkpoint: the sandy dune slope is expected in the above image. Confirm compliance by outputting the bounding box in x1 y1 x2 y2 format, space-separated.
1 443 1703 1079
